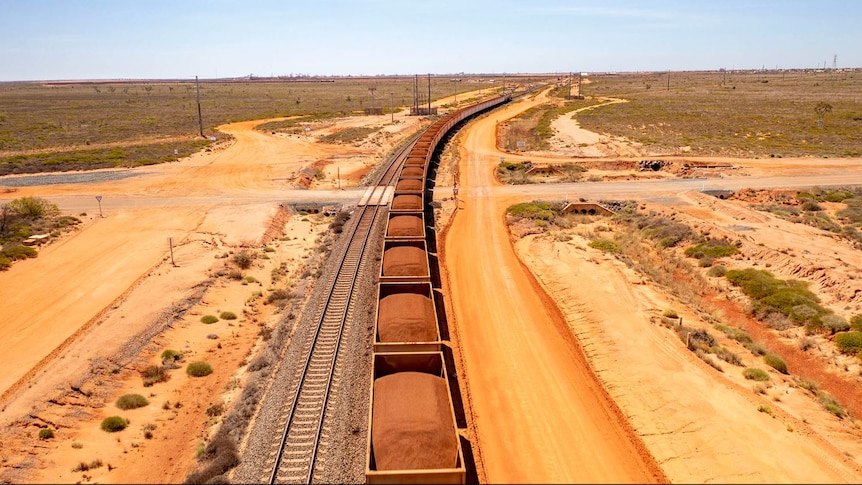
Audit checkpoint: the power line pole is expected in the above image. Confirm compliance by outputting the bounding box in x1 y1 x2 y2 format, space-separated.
390 92 394 122
666 70 670 91
427 73 431 114
195 76 204 138
369 85 377 113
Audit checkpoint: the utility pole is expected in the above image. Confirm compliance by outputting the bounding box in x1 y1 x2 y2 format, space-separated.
390 92 394 122
427 73 431 114
666 70 670 91
577 71 582 97
196 76 203 138
369 85 377 113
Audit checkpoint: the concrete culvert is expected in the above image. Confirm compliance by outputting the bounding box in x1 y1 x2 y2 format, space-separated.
395 180 422 192
387 215 423 237
378 294 436 342
382 247 427 277
391 195 422 211
372 372 458 471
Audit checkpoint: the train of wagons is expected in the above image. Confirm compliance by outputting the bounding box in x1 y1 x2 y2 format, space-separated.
366 93 510 484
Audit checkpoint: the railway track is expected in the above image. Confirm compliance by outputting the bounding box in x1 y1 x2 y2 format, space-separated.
267 138 411 484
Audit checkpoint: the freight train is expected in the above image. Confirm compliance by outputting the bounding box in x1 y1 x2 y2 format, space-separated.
366 94 510 484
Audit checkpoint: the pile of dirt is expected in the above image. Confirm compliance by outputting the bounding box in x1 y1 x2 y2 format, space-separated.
378 294 437 342
372 372 457 471
391 195 423 211
387 215 423 237
396 179 422 192
405 157 426 166
382 247 427 277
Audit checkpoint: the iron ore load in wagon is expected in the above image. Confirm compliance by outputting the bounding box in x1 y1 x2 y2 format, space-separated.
371 371 459 471
391 195 423 211
382 246 428 277
378 293 437 343
386 215 423 237
395 179 423 192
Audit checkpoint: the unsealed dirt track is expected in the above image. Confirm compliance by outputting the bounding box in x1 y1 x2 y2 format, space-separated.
442 93 666 483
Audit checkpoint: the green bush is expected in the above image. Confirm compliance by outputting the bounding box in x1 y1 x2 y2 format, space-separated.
587 240 621 253
507 202 555 221
662 309 679 318
116 394 149 410
38 428 54 439
187 361 213 377
743 368 770 381
850 314 862 332
100 416 129 432
727 268 829 324
2 244 38 261
161 349 182 363
201 315 219 324
219 311 237 320
834 331 862 354
763 354 788 374
0 256 10 271
8 196 59 219
685 240 738 259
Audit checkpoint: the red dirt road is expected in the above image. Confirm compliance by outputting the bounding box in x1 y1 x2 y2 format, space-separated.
442 93 666 482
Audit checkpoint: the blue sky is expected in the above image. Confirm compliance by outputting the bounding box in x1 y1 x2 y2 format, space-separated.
1 0 860 81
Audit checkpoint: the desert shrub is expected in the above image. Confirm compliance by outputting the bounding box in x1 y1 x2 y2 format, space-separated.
763 354 788 374
711 346 743 366
675 325 716 351
850 314 862 332
507 201 555 221
587 239 621 253
232 250 254 270
743 368 770 381
796 378 818 393
818 392 845 418
161 349 182 365
800 199 823 212
187 361 213 377
757 404 773 415
821 314 850 334
219 311 237 320
116 394 149 410
205 402 225 417
694 348 723 372
727 268 829 324
201 315 219 324
684 239 738 259
243 276 257 284
101 416 129 432
140 365 170 387
639 216 693 248
0 256 10 271
38 428 54 439
2 244 38 261
266 288 292 305
799 336 817 351
715 324 753 344
8 196 59 219
662 308 679 318
227 270 244 280
183 433 240 484
834 331 862 354
745 341 768 356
